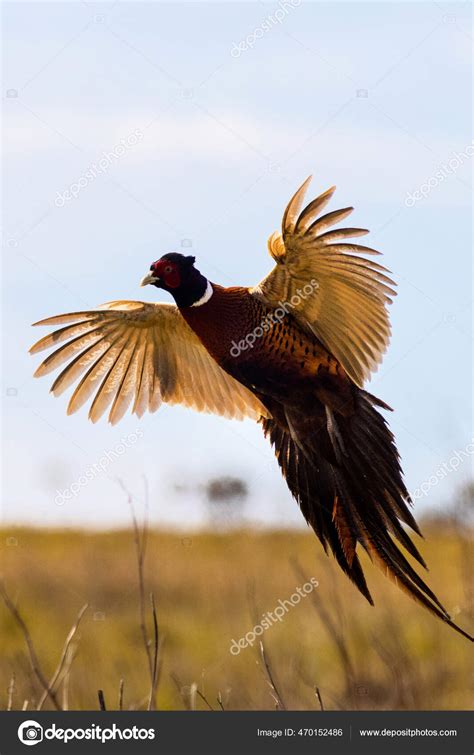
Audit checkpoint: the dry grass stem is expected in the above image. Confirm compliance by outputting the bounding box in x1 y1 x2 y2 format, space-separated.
1 582 61 711
258 641 287 711
7 673 15 711
97 689 107 710
315 686 325 711
37 603 88 710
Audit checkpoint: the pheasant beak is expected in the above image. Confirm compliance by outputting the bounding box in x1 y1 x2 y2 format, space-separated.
140 272 159 287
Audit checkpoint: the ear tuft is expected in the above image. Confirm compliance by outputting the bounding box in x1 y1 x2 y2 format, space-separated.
185 255 196 266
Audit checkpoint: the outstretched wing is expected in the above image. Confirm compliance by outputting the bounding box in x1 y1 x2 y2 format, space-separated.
251 176 396 387
30 300 269 425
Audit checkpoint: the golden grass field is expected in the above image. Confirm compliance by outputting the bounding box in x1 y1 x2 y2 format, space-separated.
1 516 472 712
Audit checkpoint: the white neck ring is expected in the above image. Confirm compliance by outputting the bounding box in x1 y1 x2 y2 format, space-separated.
191 280 213 307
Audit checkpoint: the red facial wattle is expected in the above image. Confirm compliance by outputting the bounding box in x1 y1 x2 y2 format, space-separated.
152 259 181 288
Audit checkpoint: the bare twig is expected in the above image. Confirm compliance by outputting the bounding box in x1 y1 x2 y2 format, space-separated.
147 592 159 711
1 583 61 710
98 689 107 710
37 603 88 710
196 689 215 711
217 692 225 711
22 699 28 711
117 479 153 681
118 678 124 711
258 641 287 710
248 582 287 710
7 673 15 711
61 645 77 711
118 479 163 712
154 634 165 694
315 686 325 711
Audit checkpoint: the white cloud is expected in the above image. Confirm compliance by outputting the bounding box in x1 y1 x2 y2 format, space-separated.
5 104 472 212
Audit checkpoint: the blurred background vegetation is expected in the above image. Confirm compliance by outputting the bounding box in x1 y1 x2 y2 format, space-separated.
1 480 472 711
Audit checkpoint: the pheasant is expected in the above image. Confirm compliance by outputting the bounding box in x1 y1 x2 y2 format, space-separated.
30 176 472 641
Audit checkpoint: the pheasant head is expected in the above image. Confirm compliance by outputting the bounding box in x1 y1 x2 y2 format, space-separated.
140 252 210 307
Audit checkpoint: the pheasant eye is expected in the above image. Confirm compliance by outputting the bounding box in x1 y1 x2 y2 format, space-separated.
164 265 172 274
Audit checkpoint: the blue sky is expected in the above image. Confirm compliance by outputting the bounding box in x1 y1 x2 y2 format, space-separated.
2 1 472 529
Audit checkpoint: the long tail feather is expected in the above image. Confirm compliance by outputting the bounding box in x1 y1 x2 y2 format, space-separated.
260 390 473 642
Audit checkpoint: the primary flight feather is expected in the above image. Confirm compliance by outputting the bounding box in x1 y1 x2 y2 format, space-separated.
30 176 472 641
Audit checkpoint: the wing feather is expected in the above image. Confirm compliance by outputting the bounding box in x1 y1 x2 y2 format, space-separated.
316 227 369 243
33 324 108 377
304 206 354 238
252 177 396 386
30 301 268 423
65 330 128 411
52 326 124 397
294 185 336 232
108 331 143 425
88 338 134 423
282 175 313 233
29 318 101 355
131 333 152 418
